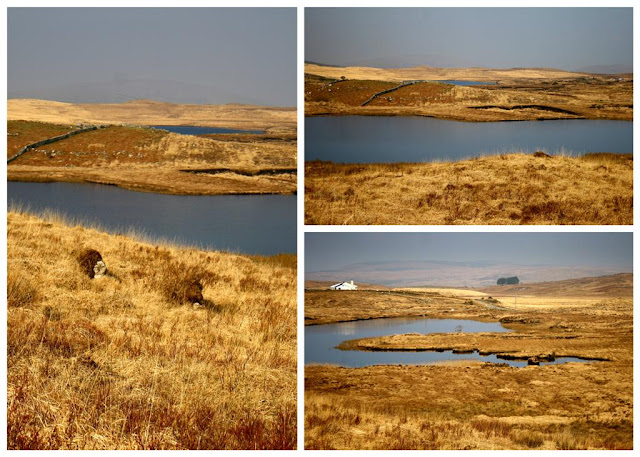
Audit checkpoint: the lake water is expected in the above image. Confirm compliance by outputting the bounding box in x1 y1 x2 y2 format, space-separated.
305 317 594 368
8 182 296 255
150 125 263 135
305 116 633 163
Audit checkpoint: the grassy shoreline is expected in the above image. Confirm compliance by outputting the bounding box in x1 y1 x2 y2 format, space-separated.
8 210 297 449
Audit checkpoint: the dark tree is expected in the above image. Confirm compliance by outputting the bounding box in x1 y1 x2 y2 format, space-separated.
497 276 520 285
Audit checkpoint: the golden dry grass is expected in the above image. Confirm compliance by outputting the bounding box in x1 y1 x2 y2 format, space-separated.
304 283 632 449
8 120 297 195
305 289 479 326
8 210 296 449
305 63 594 82
395 288 488 298
304 153 633 225
8 99 296 132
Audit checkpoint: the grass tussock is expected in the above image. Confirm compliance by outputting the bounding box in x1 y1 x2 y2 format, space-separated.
7 210 296 449
77 248 104 278
305 153 632 225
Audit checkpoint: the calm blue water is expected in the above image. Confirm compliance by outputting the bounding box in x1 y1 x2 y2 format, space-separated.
151 125 263 135
437 80 497 86
306 116 633 163
8 182 296 255
305 317 594 368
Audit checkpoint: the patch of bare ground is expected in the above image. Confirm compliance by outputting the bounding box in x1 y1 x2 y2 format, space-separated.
8 120 296 195
304 277 632 449
304 153 632 225
8 210 296 449
304 67 632 122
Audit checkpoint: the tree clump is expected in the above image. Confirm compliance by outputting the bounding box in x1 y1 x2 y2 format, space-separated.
497 276 520 285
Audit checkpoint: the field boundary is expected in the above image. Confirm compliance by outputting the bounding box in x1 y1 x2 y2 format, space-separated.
7 125 105 164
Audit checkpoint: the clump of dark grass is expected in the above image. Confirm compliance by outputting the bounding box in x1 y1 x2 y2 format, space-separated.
77 248 103 279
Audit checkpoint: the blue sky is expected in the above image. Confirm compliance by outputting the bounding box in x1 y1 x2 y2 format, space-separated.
306 8 633 71
8 8 296 105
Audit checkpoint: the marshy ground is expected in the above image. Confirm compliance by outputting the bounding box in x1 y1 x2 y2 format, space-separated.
8 210 297 449
304 153 633 225
304 275 632 449
7 99 297 195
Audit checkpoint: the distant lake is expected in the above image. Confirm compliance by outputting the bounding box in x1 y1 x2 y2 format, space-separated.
306 116 633 163
151 125 263 135
305 317 596 368
8 182 296 255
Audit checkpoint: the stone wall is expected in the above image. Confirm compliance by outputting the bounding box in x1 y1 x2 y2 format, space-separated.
7 125 104 164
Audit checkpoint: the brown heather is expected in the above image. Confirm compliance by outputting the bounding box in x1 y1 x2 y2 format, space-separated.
305 153 632 225
7 210 296 449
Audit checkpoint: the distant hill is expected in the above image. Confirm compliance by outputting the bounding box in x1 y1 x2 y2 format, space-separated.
304 280 391 291
575 64 633 75
306 260 631 288
478 273 632 298
304 60 344 68
304 63 591 82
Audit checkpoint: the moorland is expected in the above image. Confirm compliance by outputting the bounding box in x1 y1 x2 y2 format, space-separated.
8 99 297 195
304 64 633 225
305 274 633 449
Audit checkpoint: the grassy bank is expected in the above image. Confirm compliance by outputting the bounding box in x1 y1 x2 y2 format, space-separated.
7 120 296 195
8 210 296 449
304 283 632 449
305 153 632 225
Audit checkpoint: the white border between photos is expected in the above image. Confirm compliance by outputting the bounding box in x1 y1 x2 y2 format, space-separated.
1 0 638 455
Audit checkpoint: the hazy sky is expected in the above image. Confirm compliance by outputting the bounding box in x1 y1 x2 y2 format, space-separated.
306 233 633 273
8 8 296 106
306 8 633 71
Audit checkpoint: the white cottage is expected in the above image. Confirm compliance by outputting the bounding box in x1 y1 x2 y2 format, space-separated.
329 280 358 290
